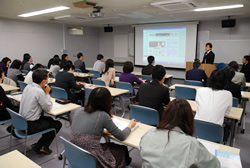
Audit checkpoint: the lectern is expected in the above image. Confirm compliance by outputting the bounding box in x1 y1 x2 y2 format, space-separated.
186 62 216 78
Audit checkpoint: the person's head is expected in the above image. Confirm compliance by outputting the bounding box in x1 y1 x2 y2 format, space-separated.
193 61 201 68
207 69 227 90
1 57 11 67
64 63 75 73
62 54 69 61
102 59 114 75
10 59 22 70
31 63 44 71
157 98 194 136
0 67 5 81
228 61 239 71
77 53 84 60
224 66 235 82
85 87 112 116
32 69 49 87
242 55 250 64
97 54 104 62
152 65 166 82
53 55 59 59
147 56 155 65
53 58 60 66
22 53 31 65
205 43 212 52
123 61 134 73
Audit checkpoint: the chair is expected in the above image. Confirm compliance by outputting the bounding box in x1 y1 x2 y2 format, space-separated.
115 73 121 77
75 69 82 73
194 119 223 143
18 80 28 91
216 63 226 69
141 75 152 81
175 86 196 100
130 105 159 125
7 108 58 155
184 80 203 87
115 82 134 99
232 97 238 107
91 79 106 86
21 70 29 75
84 88 93 101
60 136 96 168
89 70 101 79
51 86 68 99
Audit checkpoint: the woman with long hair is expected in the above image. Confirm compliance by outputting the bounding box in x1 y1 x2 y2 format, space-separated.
100 59 116 86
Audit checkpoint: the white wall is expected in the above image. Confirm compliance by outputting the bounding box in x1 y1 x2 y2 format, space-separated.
0 18 99 67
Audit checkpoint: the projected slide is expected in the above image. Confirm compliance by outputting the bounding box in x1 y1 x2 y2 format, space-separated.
143 27 186 65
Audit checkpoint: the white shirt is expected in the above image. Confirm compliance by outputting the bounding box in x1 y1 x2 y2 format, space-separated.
49 64 60 77
195 87 232 125
232 71 246 86
100 68 115 86
93 60 105 73
24 71 33 84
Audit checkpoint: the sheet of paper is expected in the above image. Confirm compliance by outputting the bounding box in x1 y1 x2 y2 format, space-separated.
199 140 219 155
112 118 139 132
52 101 63 108
216 150 242 168
7 94 22 101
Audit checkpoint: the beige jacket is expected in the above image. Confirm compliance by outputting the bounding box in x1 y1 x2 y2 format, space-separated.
100 68 115 86
232 71 246 87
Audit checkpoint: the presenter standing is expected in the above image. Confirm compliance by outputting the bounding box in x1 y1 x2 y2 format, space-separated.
202 43 215 64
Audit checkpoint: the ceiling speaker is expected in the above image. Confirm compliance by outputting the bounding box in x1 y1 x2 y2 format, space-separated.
222 19 236 28
104 26 113 32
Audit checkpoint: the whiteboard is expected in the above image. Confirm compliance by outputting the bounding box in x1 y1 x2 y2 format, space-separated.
114 35 128 58
199 40 250 63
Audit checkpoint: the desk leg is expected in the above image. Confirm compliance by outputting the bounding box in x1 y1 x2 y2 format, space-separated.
241 99 247 134
229 119 236 147
119 96 126 118
88 77 91 84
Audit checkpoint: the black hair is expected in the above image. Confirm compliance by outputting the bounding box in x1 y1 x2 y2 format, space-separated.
228 61 239 71
22 53 31 67
152 65 166 81
31 63 44 71
97 54 104 60
32 69 49 84
1 57 11 66
0 67 4 78
54 55 59 59
61 54 68 60
102 59 114 75
64 63 75 71
10 59 22 69
207 69 227 90
206 43 213 48
243 55 250 62
193 61 201 68
53 58 60 65
147 56 155 64
224 66 235 82
77 53 83 59
123 61 134 73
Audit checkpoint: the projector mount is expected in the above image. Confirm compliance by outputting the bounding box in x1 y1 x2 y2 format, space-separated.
89 6 104 18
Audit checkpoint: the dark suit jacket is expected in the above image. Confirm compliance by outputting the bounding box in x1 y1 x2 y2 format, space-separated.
202 50 215 64
60 60 69 69
225 81 241 103
186 68 207 82
142 64 154 75
0 86 13 121
240 63 250 82
137 80 170 119
74 60 89 73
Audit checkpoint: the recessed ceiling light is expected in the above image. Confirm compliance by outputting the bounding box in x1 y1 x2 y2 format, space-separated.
194 4 244 12
18 6 70 17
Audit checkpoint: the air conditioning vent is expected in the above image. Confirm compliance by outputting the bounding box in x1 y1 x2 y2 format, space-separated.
151 0 199 11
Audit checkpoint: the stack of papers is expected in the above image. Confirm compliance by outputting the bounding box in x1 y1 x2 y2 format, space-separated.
52 101 63 108
216 150 242 168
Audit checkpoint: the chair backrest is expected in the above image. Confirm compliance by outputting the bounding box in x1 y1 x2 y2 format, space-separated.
130 105 159 125
51 86 68 99
115 81 133 95
21 70 29 75
60 136 96 168
18 80 28 91
3 77 17 86
232 97 238 107
141 75 152 81
75 69 82 73
91 79 106 86
6 108 27 131
89 70 101 78
85 88 93 100
175 86 196 100
216 63 226 69
115 73 121 77
184 80 203 87
194 119 223 143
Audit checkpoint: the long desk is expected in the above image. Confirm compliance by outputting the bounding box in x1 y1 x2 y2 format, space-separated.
0 83 19 92
0 150 41 168
132 72 173 86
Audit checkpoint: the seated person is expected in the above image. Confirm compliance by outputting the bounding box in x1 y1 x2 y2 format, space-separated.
19 69 62 155
7 59 24 85
0 57 11 75
74 52 89 73
47 55 59 69
100 59 115 86
240 55 250 82
140 98 220 168
24 64 44 84
137 65 170 119
55 64 85 104
186 61 207 83
71 87 136 168
224 66 241 103
60 54 70 69
93 54 105 73
195 69 232 125
228 61 246 86
49 58 61 77
22 53 34 71
141 56 155 75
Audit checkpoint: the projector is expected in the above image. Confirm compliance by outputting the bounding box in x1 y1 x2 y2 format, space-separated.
89 6 104 18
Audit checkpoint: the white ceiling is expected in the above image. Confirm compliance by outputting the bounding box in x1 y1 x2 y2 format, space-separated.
0 0 249 27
